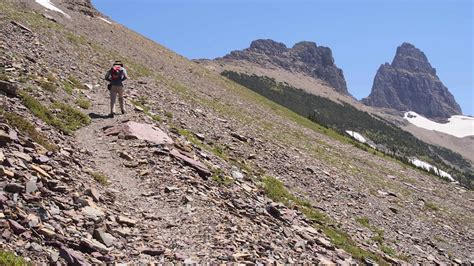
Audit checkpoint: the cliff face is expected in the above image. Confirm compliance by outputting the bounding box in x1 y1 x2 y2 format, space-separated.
363 43 461 118
220 39 349 95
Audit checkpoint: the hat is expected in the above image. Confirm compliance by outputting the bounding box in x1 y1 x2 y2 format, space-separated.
113 60 123 66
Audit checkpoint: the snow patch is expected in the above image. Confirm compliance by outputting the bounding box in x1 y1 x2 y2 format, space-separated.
99 17 112 25
404 111 474 138
345 130 366 143
409 158 455 182
35 0 71 19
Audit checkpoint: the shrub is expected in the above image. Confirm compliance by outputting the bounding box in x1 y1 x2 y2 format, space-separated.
0 250 28 266
75 97 91 109
51 102 91 132
90 172 108 185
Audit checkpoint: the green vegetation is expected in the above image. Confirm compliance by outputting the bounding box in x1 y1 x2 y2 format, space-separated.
51 102 91 132
424 201 440 211
67 76 84 90
222 71 473 189
39 80 57 93
380 245 396 257
19 91 90 134
90 172 108 185
65 32 88 46
356 217 371 228
2 109 57 151
0 250 28 266
261 176 388 264
75 97 91 109
211 168 234 186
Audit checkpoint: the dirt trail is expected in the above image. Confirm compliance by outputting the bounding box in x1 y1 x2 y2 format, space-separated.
75 86 145 213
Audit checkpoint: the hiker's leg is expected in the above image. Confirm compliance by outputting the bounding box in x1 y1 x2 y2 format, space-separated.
110 86 117 114
118 86 124 112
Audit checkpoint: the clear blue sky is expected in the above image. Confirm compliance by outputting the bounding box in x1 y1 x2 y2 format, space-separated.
92 0 473 115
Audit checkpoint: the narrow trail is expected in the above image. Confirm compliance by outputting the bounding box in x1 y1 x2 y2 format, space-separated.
75 86 146 214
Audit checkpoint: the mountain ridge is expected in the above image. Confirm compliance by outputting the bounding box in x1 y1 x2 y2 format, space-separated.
218 39 349 95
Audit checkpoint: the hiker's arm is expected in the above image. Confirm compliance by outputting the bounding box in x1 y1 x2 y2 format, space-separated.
122 69 128 81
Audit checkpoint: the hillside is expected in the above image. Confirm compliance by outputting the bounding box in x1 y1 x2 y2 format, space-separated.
0 0 473 264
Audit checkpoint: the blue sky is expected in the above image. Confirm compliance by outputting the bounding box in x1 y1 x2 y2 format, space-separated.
92 0 473 115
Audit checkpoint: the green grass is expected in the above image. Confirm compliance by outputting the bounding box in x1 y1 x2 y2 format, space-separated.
424 201 440 211
75 97 91 109
0 250 28 266
19 92 90 134
67 76 84 90
2 109 57 151
261 175 389 265
51 102 91 132
211 168 234 186
39 80 57 93
62 80 74 95
380 245 396 257
0 73 8 81
90 172 108 185
356 217 371 228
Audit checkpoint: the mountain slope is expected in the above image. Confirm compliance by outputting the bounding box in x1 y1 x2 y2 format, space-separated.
0 0 473 264
362 43 462 119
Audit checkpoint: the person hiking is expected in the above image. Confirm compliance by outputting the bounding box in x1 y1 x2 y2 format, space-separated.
104 60 128 118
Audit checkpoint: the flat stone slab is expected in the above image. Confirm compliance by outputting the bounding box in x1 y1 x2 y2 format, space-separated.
170 149 210 178
104 121 173 145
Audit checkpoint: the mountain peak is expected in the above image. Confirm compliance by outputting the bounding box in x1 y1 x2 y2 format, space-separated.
363 43 461 118
221 39 349 94
249 39 287 55
392 42 436 75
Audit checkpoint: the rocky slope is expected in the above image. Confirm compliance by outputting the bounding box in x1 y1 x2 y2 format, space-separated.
0 0 473 264
214 39 349 95
362 43 462 119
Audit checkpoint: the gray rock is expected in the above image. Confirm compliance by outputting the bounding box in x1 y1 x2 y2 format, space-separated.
25 178 38 194
362 42 461 118
0 80 18 97
5 182 24 193
59 246 91 266
93 229 115 247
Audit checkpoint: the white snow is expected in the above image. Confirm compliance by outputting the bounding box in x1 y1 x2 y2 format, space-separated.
409 158 455 182
35 0 71 19
99 17 112 25
404 111 474 138
345 130 367 143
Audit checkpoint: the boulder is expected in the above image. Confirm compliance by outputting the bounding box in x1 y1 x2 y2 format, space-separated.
0 80 18 97
104 121 174 145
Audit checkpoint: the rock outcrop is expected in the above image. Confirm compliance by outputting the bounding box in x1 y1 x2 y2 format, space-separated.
362 42 462 118
219 39 349 95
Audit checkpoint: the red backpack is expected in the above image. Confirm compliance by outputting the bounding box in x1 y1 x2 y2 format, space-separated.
110 65 123 81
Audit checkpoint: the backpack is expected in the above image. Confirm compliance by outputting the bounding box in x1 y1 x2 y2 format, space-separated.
110 66 123 81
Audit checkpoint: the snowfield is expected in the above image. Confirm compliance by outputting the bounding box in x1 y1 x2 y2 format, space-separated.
409 158 455 182
99 17 112 24
35 0 71 19
345 130 367 143
404 111 474 138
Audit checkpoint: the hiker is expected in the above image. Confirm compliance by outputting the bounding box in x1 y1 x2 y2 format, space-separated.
104 60 128 118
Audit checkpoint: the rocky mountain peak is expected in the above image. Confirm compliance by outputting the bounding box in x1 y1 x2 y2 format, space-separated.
392 42 436 75
221 39 349 94
61 0 98 17
363 43 461 118
249 39 287 55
